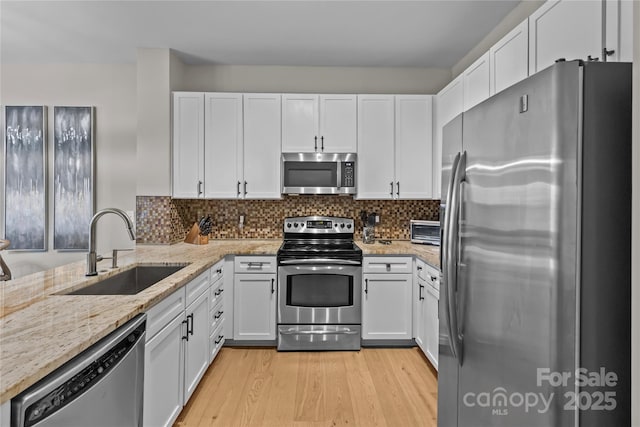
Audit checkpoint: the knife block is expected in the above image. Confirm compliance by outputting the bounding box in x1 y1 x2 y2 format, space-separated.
184 223 209 245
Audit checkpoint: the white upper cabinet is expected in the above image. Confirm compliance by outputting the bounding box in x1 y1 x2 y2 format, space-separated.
433 76 464 199
605 0 634 62
281 94 319 152
282 94 357 153
319 95 357 153
490 19 530 96
462 51 491 111
529 0 603 74
243 93 282 199
357 95 396 200
395 95 433 199
203 93 243 199
172 92 204 198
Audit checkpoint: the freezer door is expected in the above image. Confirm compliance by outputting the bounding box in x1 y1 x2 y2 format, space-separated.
438 114 463 427
455 62 581 426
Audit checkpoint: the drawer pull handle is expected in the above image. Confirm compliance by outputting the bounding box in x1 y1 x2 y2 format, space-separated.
214 288 224 296
271 278 275 294
364 278 369 294
182 319 189 341
215 335 224 345
216 268 222 274
215 311 224 319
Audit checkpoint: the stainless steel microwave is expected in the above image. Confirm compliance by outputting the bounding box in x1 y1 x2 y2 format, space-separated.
410 220 440 245
281 153 356 195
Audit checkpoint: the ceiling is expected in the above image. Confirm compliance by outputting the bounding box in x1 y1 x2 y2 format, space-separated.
0 1 520 68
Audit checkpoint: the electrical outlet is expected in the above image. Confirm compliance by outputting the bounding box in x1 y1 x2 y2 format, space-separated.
375 215 380 224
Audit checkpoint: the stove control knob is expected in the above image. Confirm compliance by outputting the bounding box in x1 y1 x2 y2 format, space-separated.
293 222 299 228
347 224 352 229
287 223 292 228
340 223 345 229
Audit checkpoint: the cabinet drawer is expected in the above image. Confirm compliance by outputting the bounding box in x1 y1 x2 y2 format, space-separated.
210 299 224 331
210 322 225 362
234 256 277 274
424 264 440 289
146 287 186 341
210 278 224 308
364 256 413 274
210 259 224 283
415 258 427 281
186 270 211 306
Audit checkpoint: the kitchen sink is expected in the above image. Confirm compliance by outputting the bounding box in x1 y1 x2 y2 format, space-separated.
65 265 187 295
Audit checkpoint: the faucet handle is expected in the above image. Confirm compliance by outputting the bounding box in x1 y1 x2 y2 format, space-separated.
111 248 133 269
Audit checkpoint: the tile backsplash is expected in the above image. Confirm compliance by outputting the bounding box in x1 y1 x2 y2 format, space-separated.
136 195 440 244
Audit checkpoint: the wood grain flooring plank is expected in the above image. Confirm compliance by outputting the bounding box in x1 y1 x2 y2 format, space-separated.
174 347 437 427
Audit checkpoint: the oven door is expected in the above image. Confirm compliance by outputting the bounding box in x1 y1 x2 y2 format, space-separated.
277 264 362 325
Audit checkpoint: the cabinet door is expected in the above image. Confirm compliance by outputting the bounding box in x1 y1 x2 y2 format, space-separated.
605 0 634 62
319 94 357 153
243 94 282 199
204 93 243 199
490 19 529 96
462 51 491 111
362 273 413 340
234 273 276 340
529 0 602 74
282 94 319 153
356 95 395 200
183 289 210 403
433 76 463 199
144 313 185 427
414 277 427 353
395 95 433 199
172 92 204 198
425 283 439 370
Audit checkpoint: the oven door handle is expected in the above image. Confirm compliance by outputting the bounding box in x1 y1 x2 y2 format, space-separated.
279 328 360 335
279 259 362 266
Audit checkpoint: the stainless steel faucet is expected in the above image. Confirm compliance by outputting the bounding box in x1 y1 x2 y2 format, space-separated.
86 208 136 276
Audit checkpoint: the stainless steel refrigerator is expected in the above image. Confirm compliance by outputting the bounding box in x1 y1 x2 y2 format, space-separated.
438 61 631 427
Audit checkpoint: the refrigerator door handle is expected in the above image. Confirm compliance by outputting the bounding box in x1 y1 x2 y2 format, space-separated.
447 150 466 364
441 151 460 361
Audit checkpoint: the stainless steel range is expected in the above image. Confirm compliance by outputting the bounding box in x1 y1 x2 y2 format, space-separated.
277 216 363 351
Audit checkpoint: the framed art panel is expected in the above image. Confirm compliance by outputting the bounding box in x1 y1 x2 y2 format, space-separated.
3 106 47 251
53 106 95 250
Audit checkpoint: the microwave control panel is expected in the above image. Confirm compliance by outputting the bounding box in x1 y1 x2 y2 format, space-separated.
342 162 355 187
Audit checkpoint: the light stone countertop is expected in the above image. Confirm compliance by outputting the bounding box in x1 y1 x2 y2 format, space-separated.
0 239 438 404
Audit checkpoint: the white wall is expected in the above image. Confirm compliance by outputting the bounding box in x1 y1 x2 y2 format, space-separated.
179 64 451 94
0 64 137 278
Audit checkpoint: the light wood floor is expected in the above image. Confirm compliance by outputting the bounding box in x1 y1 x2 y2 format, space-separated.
174 347 438 427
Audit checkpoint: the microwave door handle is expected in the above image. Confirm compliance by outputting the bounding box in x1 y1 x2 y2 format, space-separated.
337 161 342 189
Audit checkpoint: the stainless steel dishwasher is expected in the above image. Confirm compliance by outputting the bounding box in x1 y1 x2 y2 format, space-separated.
11 314 146 427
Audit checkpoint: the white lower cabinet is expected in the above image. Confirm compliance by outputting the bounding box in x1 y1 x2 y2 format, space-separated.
362 256 413 340
143 310 185 427
424 275 439 370
233 256 277 341
183 289 211 402
1 397 10 426
143 269 214 427
414 259 427 352
414 259 439 370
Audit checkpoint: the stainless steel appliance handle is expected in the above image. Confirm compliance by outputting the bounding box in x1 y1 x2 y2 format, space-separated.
278 259 362 266
441 151 460 361
447 151 466 364
279 328 359 335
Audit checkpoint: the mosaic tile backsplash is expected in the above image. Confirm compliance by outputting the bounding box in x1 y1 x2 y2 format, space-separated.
136 195 440 244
